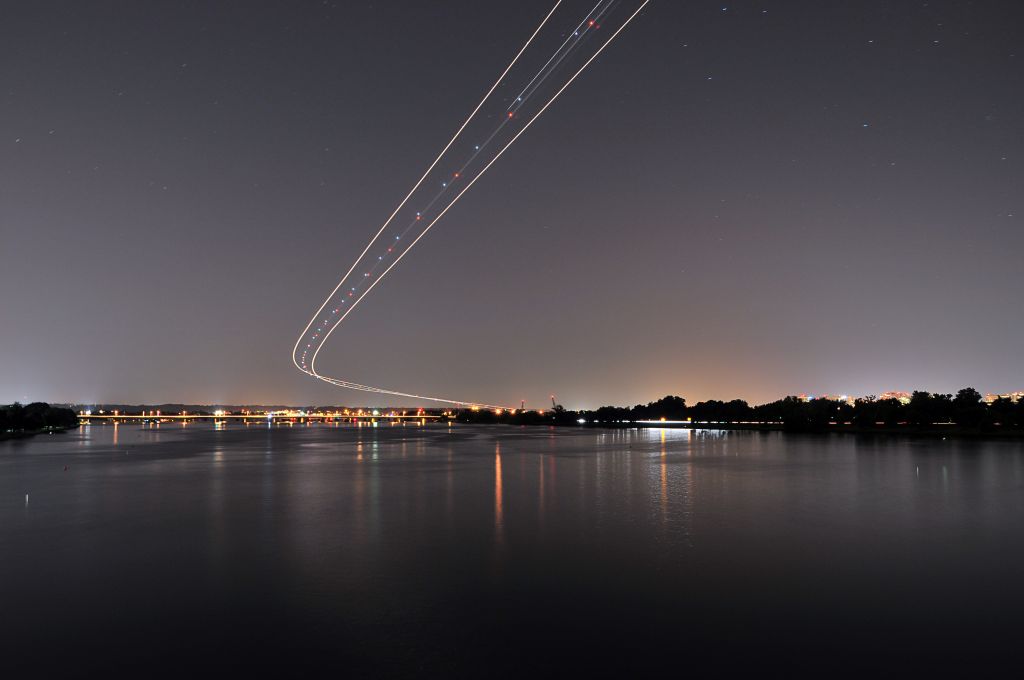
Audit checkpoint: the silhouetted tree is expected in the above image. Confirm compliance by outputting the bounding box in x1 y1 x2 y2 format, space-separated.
907 391 945 426
454 388 1024 434
1 402 78 435
989 397 1020 428
645 395 687 420
954 387 986 428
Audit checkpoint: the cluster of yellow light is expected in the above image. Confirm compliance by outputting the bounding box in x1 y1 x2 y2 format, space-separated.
984 391 1024 404
78 408 452 423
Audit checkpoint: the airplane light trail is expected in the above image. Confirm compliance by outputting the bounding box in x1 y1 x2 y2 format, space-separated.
292 0 651 408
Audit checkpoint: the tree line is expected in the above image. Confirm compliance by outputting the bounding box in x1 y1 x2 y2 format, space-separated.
456 389 1024 431
1 402 79 437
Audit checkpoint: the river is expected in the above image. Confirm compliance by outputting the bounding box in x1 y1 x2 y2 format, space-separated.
3 422 1023 675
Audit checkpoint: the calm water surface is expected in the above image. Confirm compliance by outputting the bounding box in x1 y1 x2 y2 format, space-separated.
3 422 1024 676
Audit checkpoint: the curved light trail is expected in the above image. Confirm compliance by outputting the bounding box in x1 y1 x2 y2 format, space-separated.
293 0 651 408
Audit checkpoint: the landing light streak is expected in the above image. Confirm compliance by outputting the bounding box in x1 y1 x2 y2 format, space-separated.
293 0 650 407
300 2 616 367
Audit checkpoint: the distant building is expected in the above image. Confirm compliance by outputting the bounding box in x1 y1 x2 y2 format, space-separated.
798 393 857 406
878 391 912 405
984 391 1024 404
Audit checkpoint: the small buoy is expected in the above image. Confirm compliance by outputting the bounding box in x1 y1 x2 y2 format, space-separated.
25 493 29 507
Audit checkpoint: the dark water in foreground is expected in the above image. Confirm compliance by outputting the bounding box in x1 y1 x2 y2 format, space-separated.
3 423 1024 676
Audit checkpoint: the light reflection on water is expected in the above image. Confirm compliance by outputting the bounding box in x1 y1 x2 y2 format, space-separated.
494 442 504 544
3 423 1024 674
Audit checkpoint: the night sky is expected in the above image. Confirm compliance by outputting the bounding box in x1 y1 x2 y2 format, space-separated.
2 1 1021 408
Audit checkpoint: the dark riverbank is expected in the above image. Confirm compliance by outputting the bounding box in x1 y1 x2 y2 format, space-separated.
455 390 1024 439
0 403 79 441
586 421 1024 439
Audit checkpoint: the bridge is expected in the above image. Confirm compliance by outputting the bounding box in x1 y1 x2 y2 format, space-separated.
78 412 442 424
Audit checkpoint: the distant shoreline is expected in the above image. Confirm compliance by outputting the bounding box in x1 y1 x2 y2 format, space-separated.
586 421 1024 440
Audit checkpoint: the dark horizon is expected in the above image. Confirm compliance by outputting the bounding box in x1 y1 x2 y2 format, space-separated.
25 383 1022 415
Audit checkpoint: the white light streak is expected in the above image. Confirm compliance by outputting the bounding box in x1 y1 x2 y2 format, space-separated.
294 1 651 408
